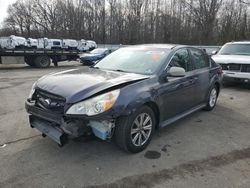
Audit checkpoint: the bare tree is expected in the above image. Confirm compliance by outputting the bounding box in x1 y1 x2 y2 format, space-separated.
1 0 249 45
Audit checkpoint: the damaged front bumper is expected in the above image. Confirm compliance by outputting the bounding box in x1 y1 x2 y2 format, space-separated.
223 71 250 83
25 100 115 146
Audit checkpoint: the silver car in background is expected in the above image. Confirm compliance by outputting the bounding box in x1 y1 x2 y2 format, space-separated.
212 41 250 84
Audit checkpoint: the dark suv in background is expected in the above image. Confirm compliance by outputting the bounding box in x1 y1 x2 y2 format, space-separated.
26 44 222 153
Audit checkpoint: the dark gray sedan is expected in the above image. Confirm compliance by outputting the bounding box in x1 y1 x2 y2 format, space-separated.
26 44 222 153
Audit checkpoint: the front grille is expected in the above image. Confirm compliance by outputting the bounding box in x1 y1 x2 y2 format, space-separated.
221 64 250 72
34 89 66 113
242 64 250 72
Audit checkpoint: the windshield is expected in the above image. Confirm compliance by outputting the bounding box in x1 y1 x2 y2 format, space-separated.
90 49 107 54
94 48 170 75
218 44 250 55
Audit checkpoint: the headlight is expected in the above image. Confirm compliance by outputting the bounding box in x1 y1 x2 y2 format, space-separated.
66 89 120 116
28 82 36 99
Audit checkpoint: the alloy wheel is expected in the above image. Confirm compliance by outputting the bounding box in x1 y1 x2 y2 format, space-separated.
209 88 217 107
130 113 152 147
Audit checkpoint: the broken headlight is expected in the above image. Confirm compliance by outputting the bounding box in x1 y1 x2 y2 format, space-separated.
66 89 120 116
28 82 36 99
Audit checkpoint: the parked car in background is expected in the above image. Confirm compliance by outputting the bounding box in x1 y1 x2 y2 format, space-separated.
79 48 112 65
212 41 250 84
199 46 221 56
26 44 222 153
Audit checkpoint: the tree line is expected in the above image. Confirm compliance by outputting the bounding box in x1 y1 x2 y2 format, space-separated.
0 0 249 45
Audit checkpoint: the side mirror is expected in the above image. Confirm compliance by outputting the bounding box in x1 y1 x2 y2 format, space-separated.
211 50 218 55
168 67 186 77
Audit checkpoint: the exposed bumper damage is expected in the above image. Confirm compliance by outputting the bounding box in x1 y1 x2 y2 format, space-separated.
223 71 250 83
25 100 116 146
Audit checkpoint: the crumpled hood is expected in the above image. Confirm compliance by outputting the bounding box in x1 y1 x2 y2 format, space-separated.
36 68 149 103
212 55 250 64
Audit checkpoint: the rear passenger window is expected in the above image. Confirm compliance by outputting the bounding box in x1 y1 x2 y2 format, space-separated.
169 49 192 72
189 48 209 69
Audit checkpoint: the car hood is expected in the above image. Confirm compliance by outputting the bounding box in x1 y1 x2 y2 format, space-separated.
212 55 250 64
36 68 149 103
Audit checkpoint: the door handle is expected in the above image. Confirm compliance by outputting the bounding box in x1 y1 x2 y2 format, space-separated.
173 77 198 90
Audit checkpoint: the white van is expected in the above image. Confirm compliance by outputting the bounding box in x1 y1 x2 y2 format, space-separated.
27 38 38 48
86 40 97 51
0 35 27 49
0 37 10 49
37 38 62 50
62 39 78 50
77 39 89 51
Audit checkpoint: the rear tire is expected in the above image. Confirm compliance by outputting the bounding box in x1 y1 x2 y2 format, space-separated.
115 105 156 153
34 56 51 68
204 85 218 111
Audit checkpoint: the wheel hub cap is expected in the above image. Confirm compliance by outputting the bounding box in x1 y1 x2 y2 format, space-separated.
131 113 152 147
209 88 217 107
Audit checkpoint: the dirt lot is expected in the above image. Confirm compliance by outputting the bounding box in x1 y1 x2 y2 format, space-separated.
0 62 250 188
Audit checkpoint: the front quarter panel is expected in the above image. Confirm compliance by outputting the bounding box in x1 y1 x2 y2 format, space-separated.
112 76 160 117
208 65 222 96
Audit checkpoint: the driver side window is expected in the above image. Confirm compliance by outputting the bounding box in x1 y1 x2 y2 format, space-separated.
169 49 191 72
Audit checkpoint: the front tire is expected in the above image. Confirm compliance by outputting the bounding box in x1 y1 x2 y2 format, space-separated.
204 85 218 111
115 105 156 153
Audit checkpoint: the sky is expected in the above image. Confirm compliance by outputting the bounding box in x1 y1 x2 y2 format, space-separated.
0 0 17 26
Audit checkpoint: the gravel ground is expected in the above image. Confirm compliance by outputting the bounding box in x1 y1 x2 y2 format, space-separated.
0 62 249 188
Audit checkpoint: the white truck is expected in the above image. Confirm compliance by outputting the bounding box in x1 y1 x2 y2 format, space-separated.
0 48 80 68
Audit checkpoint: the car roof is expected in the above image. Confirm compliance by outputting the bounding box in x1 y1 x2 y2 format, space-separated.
124 44 180 50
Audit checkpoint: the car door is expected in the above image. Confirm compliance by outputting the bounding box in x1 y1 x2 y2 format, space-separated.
158 48 198 121
188 48 210 105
